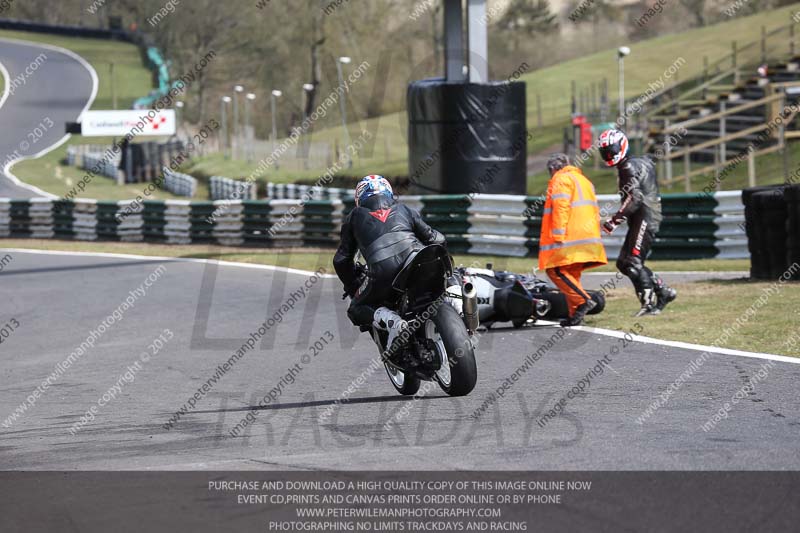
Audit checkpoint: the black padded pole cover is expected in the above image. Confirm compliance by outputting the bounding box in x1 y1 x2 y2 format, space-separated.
407 78 527 195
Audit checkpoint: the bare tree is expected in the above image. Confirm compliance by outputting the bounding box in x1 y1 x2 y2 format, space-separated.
493 0 558 52
678 0 706 27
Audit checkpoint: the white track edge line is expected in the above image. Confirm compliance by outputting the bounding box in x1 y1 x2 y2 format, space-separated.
0 247 337 278
0 59 9 110
4 250 793 362
582 271 749 276
537 319 798 364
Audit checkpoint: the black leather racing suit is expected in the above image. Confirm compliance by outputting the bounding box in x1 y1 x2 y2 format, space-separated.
609 156 669 306
334 194 445 327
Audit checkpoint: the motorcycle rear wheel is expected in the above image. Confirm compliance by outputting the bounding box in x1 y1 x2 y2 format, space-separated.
384 363 421 395
429 303 477 396
375 330 421 396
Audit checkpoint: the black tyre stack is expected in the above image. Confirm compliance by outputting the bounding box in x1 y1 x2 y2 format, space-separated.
743 184 798 280
786 184 800 280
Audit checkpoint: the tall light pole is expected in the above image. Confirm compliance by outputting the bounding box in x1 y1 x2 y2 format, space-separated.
175 101 184 134
221 96 232 159
302 83 314 123
336 56 353 168
233 85 244 159
617 46 630 128
245 92 256 163
302 83 314 169
271 89 282 169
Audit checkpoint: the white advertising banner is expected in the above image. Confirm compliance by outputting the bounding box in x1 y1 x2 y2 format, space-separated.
81 110 177 137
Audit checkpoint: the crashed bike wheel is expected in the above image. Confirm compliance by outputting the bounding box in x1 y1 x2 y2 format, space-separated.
428 303 477 396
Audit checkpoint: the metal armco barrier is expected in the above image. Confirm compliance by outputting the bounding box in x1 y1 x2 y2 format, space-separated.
444 191 745 259
0 192 748 258
713 191 750 259
265 182 353 201
350 191 747 260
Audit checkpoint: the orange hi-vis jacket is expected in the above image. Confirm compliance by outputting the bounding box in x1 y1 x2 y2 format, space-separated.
538 165 608 270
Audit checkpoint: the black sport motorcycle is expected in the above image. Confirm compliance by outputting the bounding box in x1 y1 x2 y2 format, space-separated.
353 244 478 397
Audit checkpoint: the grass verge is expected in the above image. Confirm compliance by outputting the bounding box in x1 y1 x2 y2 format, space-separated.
529 140 800 195
585 281 799 357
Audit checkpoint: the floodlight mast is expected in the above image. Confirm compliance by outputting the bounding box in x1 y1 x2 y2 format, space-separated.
617 46 631 127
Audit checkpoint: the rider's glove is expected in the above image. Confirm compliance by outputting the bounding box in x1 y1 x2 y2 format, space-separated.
602 219 620 235
353 264 367 286
343 281 358 299
343 264 368 299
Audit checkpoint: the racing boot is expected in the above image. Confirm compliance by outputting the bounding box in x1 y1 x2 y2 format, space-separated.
633 288 658 317
373 307 409 361
653 276 678 314
560 299 597 327
655 286 677 313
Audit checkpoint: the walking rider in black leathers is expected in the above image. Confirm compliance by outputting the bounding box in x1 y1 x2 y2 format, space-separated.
598 129 677 316
334 175 445 354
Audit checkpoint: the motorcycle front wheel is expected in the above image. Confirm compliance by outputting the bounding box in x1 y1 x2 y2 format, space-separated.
428 303 477 396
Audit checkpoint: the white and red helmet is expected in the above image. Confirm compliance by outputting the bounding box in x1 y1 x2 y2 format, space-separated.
355 174 393 206
598 129 629 167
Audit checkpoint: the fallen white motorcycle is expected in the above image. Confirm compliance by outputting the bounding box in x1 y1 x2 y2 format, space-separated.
445 264 606 329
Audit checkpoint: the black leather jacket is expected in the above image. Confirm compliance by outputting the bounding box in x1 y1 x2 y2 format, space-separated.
334 195 445 295
611 155 663 232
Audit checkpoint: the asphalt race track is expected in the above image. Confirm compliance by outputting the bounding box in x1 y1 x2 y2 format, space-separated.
0 38 97 198
1 249 798 470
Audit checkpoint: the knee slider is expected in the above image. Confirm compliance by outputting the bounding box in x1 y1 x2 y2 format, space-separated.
618 255 643 278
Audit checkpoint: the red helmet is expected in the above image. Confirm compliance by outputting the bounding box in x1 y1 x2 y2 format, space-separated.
598 129 629 167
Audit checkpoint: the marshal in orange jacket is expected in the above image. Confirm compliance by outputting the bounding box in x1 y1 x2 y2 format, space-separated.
538 165 608 271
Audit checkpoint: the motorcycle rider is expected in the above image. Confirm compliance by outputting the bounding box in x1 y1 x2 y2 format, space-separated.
598 129 677 316
334 175 446 357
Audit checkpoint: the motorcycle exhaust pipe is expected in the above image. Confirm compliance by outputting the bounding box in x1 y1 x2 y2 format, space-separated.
462 281 479 334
